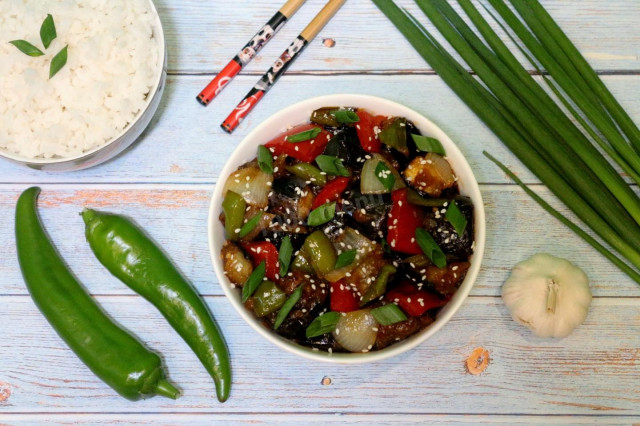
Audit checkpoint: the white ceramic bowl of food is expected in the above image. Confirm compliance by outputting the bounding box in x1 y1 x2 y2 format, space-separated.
0 0 166 172
208 94 485 364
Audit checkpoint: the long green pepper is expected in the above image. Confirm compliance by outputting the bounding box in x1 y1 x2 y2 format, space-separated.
15 187 180 401
82 208 232 402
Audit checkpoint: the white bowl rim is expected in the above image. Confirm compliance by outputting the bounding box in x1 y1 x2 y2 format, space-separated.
208 94 486 364
0 0 166 165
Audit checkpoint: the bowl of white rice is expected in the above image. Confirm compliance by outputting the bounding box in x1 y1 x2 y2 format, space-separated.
0 0 166 171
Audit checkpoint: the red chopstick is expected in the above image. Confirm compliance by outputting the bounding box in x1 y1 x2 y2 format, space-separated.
221 0 346 133
196 0 306 106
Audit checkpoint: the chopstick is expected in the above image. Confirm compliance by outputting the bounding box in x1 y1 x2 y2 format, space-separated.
221 0 347 133
196 0 307 106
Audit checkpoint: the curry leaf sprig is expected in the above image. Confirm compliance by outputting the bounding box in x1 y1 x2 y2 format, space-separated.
9 14 68 79
371 0 640 284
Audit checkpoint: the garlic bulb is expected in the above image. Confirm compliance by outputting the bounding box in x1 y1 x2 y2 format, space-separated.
502 253 591 338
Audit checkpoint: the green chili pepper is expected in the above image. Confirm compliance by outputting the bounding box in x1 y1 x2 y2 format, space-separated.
82 209 231 403
251 280 287 317
360 264 396 307
285 163 327 186
302 230 337 277
222 190 246 240
15 187 180 401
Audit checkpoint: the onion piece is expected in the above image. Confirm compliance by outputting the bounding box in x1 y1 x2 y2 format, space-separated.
332 309 378 353
360 154 405 194
325 227 377 282
223 165 273 208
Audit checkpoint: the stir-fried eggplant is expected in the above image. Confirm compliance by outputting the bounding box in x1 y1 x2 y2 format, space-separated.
220 106 476 354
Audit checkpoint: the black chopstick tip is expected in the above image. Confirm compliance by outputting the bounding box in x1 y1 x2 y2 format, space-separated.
220 123 233 134
196 95 209 107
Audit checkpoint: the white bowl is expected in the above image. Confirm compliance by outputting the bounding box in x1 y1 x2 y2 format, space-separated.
208 94 486 364
0 0 167 172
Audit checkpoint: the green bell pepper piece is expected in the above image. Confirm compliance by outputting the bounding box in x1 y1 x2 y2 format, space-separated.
252 280 287 317
302 230 337 277
285 163 327 186
222 190 246 240
360 264 396 307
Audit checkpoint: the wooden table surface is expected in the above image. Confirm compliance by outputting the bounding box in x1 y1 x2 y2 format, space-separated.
2 1 640 424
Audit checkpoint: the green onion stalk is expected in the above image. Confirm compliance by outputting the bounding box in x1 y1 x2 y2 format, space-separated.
371 0 640 280
488 0 640 175
416 0 640 248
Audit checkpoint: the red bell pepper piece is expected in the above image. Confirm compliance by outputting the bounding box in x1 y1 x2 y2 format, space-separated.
311 177 350 210
355 110 386 153
264 123 332 163
386 282 447 317
330 280 360 313
387 188 424 255
241 241 279 281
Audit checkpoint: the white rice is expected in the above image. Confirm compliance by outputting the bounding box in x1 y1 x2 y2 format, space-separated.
0 0 161 159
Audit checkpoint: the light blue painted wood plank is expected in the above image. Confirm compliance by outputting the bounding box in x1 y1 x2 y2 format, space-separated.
0 74 639 184
0 185 638 297
1 296 638 415
2 413 639 425
158 0 640 73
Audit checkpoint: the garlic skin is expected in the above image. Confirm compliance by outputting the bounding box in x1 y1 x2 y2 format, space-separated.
502 253 592 338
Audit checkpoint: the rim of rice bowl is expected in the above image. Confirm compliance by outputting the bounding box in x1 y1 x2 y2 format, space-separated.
0 0 166 168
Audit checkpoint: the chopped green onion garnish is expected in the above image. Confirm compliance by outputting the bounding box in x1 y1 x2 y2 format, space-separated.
412 134 446 156
445 201 467 236
415 228 446 268
238 213 261 238
274 285 304 330
331 109 360 124
278 236 293 277
334 249 357 269
257 145 274 174
371 304 407 326
287 127 321 143
374 161 395 192
241 261 266 303
9 40 44 57
40 14 57 49
307 202 336 227
305 311 341 338
315 155 350 177
381 239 392 254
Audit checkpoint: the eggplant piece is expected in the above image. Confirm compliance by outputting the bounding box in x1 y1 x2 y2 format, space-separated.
221 241 253 285
375 315 433 349
340 189 391 240
424 261 471 295
272 175 306 199
323 127 368 169
403 153 457 197
270 176 314 224
259 228 307 252
424 196 474 259
303 333 342 352
276 286 330 340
